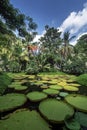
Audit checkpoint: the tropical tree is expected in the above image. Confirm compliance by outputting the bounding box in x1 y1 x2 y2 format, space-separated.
60 31 75 60
40 25 62 67
75 34 87 55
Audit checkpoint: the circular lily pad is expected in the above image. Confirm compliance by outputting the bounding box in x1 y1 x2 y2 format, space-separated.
8 84 28 91
59 92 69 97
0 109 51 130
58 82 67 87
39 99 74 123
14 85 28 91
43 88 59 95
0 93 27 112
64 118 81 130
65 94 87 112
68 83 80 87
75 112 87 127
49 85 63 90
27 91 47 102
63 86 79 91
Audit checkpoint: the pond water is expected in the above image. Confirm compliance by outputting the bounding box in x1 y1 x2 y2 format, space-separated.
1 74 87 130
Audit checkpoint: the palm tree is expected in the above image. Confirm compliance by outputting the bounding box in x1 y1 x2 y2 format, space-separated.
60 31 75 60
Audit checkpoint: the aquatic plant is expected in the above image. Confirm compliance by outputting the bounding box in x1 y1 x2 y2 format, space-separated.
39 99 74 123
0 109 51 130
65 94 87 112
0 93 27 112
26 91 47 102
43 88 59 95
63 85 79 91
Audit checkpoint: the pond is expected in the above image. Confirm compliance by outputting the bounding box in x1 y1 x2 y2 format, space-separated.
0 73 87 130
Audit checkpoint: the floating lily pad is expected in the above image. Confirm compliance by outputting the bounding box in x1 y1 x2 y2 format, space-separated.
14 85 28 91
0 93 27 112
27 91 47 102
8 84 28 91
64 118 80 130
68 83 80 87
43 88 59 95
48 81 57 85
63 86 79 91
49 85 63 90
59 92 69 97
58 82 67 87
75 112 87 127
65 94 87 112
39 99 74 123
0 109 51 130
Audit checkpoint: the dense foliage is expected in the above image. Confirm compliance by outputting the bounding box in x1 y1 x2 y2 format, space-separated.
0 0 87 75
76 74 87 86
0 72 12 95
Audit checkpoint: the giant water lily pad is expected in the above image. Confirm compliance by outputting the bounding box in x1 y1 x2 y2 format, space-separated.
49 85 63 90
63 86 79 91
8 84 28 91
43 88 59 95
39 99 74 123
65 94 87 112
0 109 51 130
58 82 67 87
0 93 27 112
64 118 80 130
59 92 69 97
67 83 80 87
75 112 87 127
27 91 47 102
14 85 28 91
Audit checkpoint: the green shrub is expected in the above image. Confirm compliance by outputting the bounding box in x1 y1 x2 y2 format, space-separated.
76 74 87 86
0 73 12 95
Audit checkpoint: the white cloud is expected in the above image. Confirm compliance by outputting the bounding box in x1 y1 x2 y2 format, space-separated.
59 2 87 35
33 30 46 43
70 32 87 45
33 35 41 42
33 3 87 45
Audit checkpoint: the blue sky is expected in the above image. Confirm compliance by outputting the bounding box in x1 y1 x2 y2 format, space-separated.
10 0 87 44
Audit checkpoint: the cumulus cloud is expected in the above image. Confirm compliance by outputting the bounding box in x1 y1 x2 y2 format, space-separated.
59 2 87 35
33 30 46 43
33 3 87 45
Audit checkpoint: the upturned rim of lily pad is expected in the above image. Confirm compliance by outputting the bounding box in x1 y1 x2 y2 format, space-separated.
0 93 27 112
65 94 87 112
26 91 47 102
0 109 51 130
39 98 74 123
43 88 59 95
63 86 79 91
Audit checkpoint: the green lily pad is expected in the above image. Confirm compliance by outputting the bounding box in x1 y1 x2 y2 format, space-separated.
27 91 47 102
49 85 63 90
59 92 69 97
14 85 28 91
8 84 28 91
68 83 80 87
65 94 87 112
64 118 80 130
63 86 79 91
43 88 59 95
39 99 74 123
0 109 51 130
40 85 49 89
0 93 27 112
75 112 87 127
